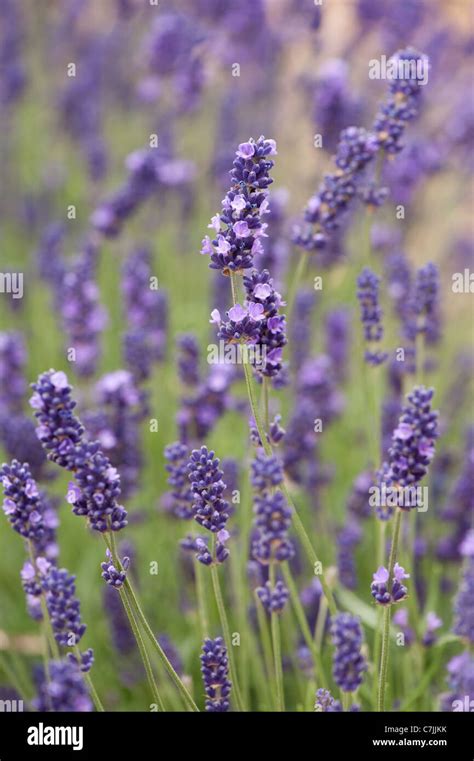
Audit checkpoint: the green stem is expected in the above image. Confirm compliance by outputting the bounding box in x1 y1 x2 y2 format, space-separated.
262 376 270 431
269 563 284 711
194 559 209 641
104 534 198 712
210 544 245 711
120 587 165 712
377 509 403 712
287 251 309 317
255 592 278 710
282 562 327 687
74 645 104 712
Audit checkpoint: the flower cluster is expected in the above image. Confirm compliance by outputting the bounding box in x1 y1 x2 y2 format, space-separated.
200 637 231 712
33 659 92 712
187 447 231 565
31 370 127 532
243 268 287 379
101 549 130 589
122 246 168 379
201 136 276 274
177 334 200 387
331 613 367 692
256 580 289 614
405 262 441 347
0 331 26 414
293 127 378 249
357 267 388 365
163 441 193 519
314 688 360 712
1 460 47 544
371 563 410 605
41 563 87 647
453 531 474 644
373 48 428 155
58 243 107 377
379 386 439 507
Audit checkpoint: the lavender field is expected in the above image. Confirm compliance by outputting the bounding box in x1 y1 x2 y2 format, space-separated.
0 0 473 718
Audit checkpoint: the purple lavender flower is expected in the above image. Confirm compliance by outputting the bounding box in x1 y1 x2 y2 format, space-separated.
163 441 193 519
405 262 441 347
201 136 276 274
252 491 294 565
422 612 442 647
200 637 231 712
357 268 388 365
437 427 474 562
39 561 87 647
441 651 474 712
250 452 283 491
122 246 168 376
0 0 27 107
84 370 147 499
30 370 84 470
177 334 200 387
393 608 415 646
337 521 362 590
293 127 378 249
101 549 130 589
187 447 231 564
1 460 46 544
371 563 410 605
176 363 235 444
379 386 439 504
103 584 135 655
324 308 351 382
0 331 26 413
331 613 367 692
373 48 428 156
308 59 363 153
453 531 474 644
242 268 287 380
31 370 127 533
256 579 289 614
314 687 361 712
58 243 107 377
33 659 92 712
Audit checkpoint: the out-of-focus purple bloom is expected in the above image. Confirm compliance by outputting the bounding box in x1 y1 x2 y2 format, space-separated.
393 608 416 646
200 637 231 712
325 308 351 382
58 243 107 377
337 521 362 590
357 268 388 365
314 687 361 712
331 613 367 692
372 48 428 156
163 441 193 520
0 0 27 107
453 531 474 644
33 659 92 712
422 612 442 647
293 127 377 250
437 427 474 562
0 331 26 413
122 246 168 378
177 334 200 387
405 262 441 347
291 290 316 372
440 651 474 712
252 491 294 565
257 579 289 614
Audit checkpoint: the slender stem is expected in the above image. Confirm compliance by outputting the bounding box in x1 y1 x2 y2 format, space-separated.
262 376 270 432
120 587 165 712
74 645 104 712
124 576 198 712
194 559 209 641
377 509 403 712
282 562 327 687
372 520 387 707
287 251 309 317
254 592 278 710
210 543 245 711
269 563 284 711
103 534 198 712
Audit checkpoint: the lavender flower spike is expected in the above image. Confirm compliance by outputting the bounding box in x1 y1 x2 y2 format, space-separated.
331 613 367 692
201 136 276 275
357 267 388 365
200 637 231 712
187 446 231 564
33 659 92 712
453 530 474 644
